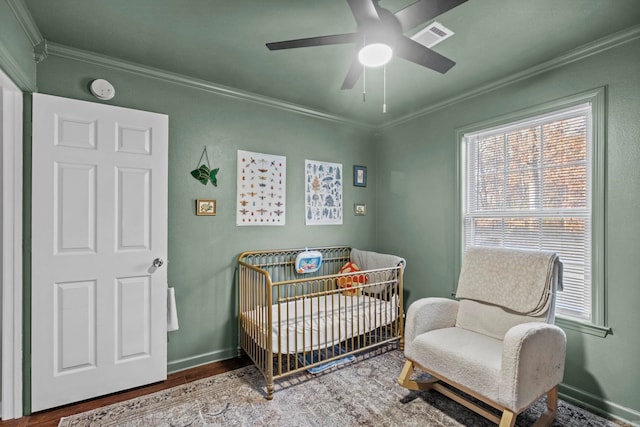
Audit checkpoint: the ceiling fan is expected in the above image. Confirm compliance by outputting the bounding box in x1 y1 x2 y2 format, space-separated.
266 0 468 90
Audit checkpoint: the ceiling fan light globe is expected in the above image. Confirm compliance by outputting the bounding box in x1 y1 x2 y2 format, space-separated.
358 43 393 67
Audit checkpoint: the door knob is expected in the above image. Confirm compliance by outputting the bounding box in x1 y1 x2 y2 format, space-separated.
153 258 164 268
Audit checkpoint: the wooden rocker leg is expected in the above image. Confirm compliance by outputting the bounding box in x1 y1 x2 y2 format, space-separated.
398 361 501 424
397 360 437 391
530 386 558 427
499 410 517 427
399 360 559 427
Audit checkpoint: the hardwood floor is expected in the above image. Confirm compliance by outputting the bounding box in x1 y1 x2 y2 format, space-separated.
0 356 252 427
3 356 633 427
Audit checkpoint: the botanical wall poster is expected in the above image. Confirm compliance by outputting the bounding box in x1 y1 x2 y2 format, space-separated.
237 150 286 226
305 159 343 225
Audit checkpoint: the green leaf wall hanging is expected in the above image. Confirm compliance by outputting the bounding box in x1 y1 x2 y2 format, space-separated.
190 147 220 186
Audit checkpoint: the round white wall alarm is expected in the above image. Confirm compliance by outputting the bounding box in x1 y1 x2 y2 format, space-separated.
90 79 115 100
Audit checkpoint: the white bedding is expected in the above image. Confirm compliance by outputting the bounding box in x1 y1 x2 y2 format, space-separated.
243 294 398 354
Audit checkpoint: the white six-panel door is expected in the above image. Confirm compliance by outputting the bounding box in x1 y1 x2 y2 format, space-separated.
31 93 168 411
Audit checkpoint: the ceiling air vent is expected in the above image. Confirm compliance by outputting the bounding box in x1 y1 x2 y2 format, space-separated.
411 21 454 48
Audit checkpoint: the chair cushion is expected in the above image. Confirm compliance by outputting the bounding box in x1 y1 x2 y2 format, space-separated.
410 327 503 401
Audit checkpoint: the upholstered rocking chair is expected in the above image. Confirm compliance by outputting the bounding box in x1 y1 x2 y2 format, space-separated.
398 246 566 427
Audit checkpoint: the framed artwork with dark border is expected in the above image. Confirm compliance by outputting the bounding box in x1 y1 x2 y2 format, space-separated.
353 165 367 187
196 199 217 216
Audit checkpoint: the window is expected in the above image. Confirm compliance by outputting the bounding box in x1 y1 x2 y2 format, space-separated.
457 89 608 335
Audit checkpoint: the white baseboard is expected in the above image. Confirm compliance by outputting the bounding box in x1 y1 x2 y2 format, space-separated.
167 347 240 375
560 383 640 426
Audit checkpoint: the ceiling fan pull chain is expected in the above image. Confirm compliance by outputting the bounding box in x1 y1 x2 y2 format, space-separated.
363 66 366 102
383 65 387 113
362 34 367 102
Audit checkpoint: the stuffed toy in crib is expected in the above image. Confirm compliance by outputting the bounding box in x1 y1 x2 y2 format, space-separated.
337 262 367 295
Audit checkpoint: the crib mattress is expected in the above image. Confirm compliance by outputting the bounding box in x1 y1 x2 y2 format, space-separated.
242 294 398 354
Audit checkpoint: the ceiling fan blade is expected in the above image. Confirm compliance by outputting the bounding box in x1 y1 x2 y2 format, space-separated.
266 33 357 50
394 0 468 33
340 58 364 90
346 0 380 27
394 36 455 74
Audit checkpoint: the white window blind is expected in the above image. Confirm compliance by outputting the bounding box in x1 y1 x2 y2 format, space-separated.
462 103 592 320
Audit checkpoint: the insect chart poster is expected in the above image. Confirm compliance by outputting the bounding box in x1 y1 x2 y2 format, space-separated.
237 150 286 226
305 159 343 225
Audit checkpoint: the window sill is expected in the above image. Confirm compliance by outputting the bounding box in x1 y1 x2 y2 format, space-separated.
555 316 611 338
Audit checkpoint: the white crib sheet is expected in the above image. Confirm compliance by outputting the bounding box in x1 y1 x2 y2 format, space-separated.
243 294 398 354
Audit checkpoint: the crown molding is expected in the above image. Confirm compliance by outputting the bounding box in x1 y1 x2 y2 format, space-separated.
29 17 640 131
44 42 373 130
2 0 40 90
6 0 43 47
0 40 37 92
33 40 48 64
380 24 640 130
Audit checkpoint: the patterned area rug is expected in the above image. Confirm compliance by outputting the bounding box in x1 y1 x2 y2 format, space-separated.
58 348 617 426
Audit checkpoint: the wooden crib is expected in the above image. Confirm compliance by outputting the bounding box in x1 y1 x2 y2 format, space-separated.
237 246 404 399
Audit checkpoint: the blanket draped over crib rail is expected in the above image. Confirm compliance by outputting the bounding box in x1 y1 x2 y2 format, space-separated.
238 246 405 399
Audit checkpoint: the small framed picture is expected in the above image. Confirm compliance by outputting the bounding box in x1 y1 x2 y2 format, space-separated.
196 199 217 216
354 203 366 216
353 165 367 187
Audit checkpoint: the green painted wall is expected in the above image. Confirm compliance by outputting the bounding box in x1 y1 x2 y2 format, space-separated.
0 1 36 90
375 38 640 421
33 55 377 371
7 10 639 420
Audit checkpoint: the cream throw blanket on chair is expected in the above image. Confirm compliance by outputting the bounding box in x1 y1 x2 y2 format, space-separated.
456 246 562 316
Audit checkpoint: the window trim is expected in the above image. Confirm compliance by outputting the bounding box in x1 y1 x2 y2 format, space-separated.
454 87 610 337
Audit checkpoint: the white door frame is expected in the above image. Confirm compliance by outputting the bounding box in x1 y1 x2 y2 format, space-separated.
1 68 23 420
